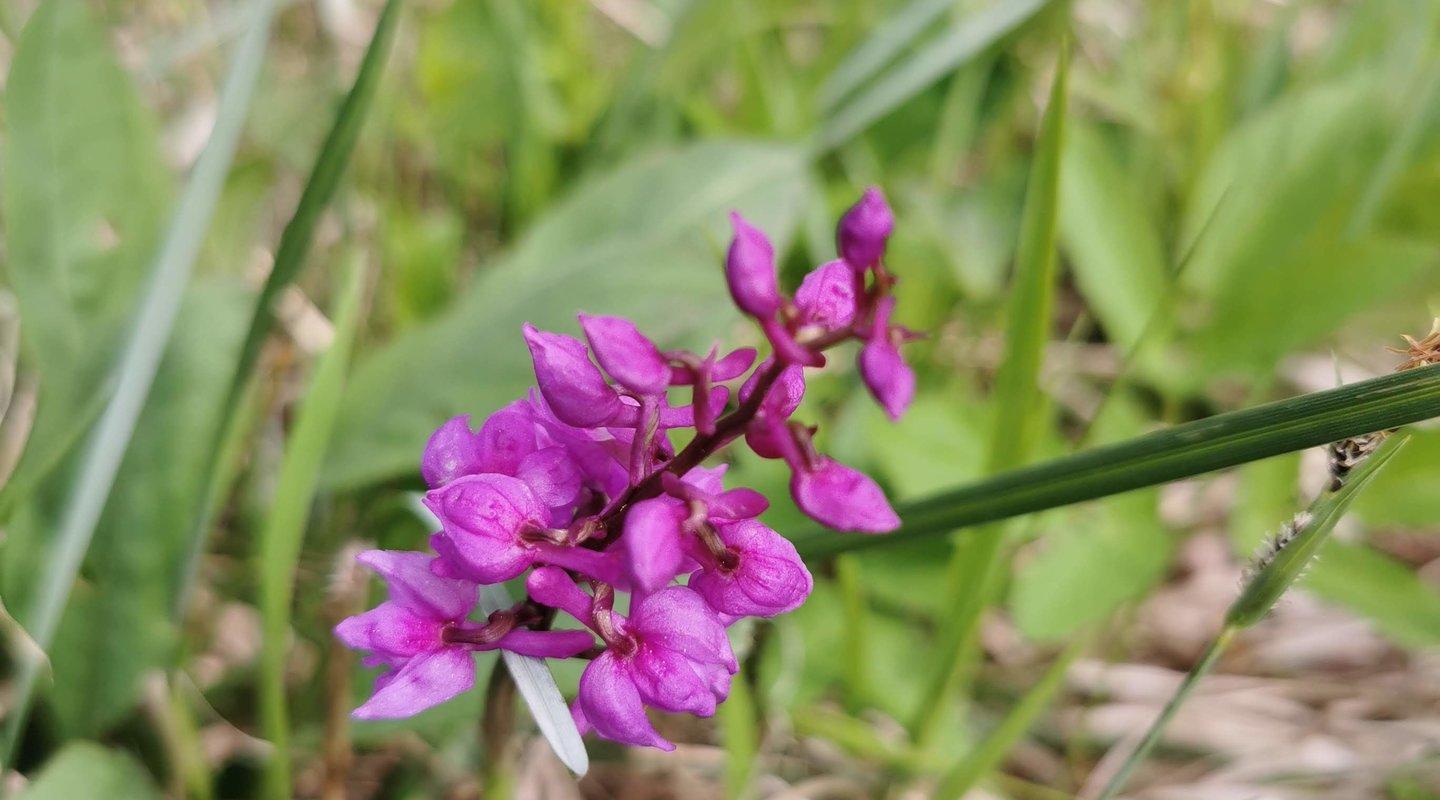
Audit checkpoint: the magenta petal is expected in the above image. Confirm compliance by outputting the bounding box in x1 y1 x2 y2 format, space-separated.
490 628 595 659
860 337 915 421
629 587 736 672
579 314 671 395
575 652 674 750
725 212 782 318
836 186 894 271
621 498 687 593
355 550 476 621
335 602 442 661
708 487 769 521
794 260 858 331
522 324 623 427
630 645 718 716
711 347 757 381
740 359 806 419
475 402 540 475
689 521 812 617
352 648 475 720
424 474 544 583
526 566 595 626
421 416 485 488
515 446 583 512
790 457 900 533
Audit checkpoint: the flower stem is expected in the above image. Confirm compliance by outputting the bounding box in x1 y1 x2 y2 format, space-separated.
1093 625 1236 800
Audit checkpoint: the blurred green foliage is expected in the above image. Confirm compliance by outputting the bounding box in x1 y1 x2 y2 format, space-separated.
2 0 1440 796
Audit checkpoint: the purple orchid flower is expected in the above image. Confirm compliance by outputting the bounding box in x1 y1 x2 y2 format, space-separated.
687 519 812 618
527 568 736 751
335 551 592 719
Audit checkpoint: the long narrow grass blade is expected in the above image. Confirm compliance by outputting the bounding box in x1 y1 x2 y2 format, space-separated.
408 496 590 776
795 363 1440 560
174 0 402 618
817 0 1049 150
1093 435 1408 800
0 0 278 769
258 253 369 800
818 0 957 112
933 635 1086 799
912 38 1069 744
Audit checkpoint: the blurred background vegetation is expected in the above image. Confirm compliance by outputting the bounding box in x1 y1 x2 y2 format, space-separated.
0 0 1439 797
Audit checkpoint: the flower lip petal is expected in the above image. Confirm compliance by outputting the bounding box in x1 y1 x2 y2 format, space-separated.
351 647 476 720
355 549 476 621
574 652 675 750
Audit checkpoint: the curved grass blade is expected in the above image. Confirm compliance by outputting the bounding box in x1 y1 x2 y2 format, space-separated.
258 253 369 800
795 363 1440 560
818 0 958 113
932 634 1087 799
173 0 402 618
407 495 590 776
1093 434 1408 800
816 0 1050 150
0 0 279 769
912 37 1069 744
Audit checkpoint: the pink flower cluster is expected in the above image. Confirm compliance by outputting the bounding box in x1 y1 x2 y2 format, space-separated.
337 188 915 750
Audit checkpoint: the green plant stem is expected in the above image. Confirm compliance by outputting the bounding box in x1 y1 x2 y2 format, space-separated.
835 554 870 712
933 634 1087 799
1093 625 1236 800
258 254 369 800
0 0 278 770
914 35 1070 745
1094 435 1406 799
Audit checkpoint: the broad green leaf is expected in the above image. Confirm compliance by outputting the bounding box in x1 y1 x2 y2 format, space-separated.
325 141 812 488
818 0 1050 149
258 256 369 799
17 742 160 800
0 0 170 514
37 285 246 736
1059 122 1167 351
0 0 277 765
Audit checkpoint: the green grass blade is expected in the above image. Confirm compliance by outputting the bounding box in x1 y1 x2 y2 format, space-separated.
173 0 402 618
912 38 1069 744
258 254 369 800
795 363 1440 560
1226 435 1409 627
932 635 1086 799
816 0 1049 150
1091 625 1237 800
0 0 278 769
1094 436 1406 800
818 0 957 112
